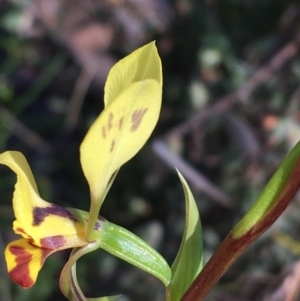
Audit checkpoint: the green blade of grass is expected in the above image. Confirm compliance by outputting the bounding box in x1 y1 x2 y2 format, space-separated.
167 170 203 301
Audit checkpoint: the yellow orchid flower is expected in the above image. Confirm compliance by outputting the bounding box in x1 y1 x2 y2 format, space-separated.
1 41 162 291
0 151 89 288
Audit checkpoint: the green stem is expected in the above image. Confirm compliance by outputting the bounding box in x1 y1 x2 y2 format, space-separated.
59 242 101 301
86 170 119 242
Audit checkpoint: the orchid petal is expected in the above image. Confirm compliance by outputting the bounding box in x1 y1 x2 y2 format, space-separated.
4 239 54 288
80 42 162 239
104 41 162 108
0 151 87 248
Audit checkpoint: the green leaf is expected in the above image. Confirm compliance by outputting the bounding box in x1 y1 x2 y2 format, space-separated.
168 171 203 301
99 219 171 286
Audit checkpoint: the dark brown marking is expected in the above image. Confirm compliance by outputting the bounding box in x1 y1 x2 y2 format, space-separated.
28 237 35 245
32 204 77 226
131 108 148 132
15 228 35 244
109 139 115 153
40 235 66 249
102 126 106 139
118 116 124 130
15 227 26 234
108 112 114 131
9 245 34 288
94 216 106 230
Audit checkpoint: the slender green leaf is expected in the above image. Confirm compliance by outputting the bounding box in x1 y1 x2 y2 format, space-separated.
168 171 203 301
99 219 171 286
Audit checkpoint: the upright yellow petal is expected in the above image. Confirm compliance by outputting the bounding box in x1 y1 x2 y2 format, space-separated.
80 42 162 239
104 41 162 108
0 151 47 232
5 239 54 288
0 151 87 247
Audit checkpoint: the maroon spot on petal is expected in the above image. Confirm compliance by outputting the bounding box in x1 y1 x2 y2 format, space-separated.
40 235 66 249
109 139 115 153
108 112 114 131
32 204 78 226
9 245 34 288
15 227 26 234
94 216 106 230
28 237 35 245
15 228 35 244
118 116 124 130
131 108 148 132
102 126 106 139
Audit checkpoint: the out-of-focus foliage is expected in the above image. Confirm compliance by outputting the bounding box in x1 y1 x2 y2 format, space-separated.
1 0 300 300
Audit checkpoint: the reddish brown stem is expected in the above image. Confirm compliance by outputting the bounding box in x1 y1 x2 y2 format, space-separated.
181 157 300 301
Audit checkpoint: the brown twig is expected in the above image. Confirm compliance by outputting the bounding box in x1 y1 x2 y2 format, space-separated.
165 36 300 139
64 66 95 131
263 260 300 301
152 140 231 207
0 106 52 154
283 261 300 301
152 37 300 207
287 85 300 115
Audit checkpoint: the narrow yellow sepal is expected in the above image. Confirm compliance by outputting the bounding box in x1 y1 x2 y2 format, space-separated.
0 151 46 229
0 151 87 247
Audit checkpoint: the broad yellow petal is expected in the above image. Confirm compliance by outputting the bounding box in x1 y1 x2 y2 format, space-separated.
0 151 87 247
80 42 162 238
5 239 54 288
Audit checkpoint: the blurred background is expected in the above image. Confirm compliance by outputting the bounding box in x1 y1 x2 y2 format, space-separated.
1 0 300 300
